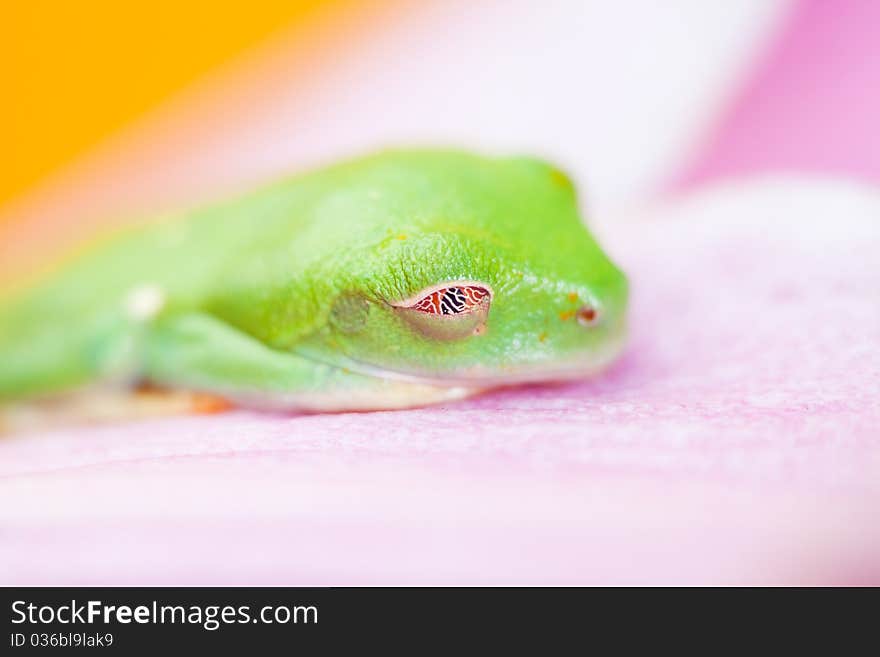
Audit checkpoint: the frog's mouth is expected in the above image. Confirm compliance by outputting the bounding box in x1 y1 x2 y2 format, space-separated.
226 332 625 413
289 329 626 393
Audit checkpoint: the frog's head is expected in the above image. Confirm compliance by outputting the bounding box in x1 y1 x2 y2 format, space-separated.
293 150 628 401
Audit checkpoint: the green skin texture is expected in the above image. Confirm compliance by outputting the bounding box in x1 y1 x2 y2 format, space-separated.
0 150 628 411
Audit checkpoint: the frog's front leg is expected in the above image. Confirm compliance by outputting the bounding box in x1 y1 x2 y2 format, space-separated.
143 313 478 412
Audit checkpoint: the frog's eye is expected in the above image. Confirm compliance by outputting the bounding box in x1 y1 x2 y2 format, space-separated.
392 282 492 340
411 285 491 315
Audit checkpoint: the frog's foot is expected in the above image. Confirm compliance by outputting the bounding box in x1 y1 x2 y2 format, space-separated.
0 385 231 435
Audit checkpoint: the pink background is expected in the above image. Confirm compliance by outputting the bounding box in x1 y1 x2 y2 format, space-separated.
680 0 880 187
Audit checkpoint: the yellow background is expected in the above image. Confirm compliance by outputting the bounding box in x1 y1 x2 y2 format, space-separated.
3 1 352 209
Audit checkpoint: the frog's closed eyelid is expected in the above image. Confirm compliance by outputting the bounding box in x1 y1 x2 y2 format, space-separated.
391 282 493 315
390 281 492 340
413 285 490 315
